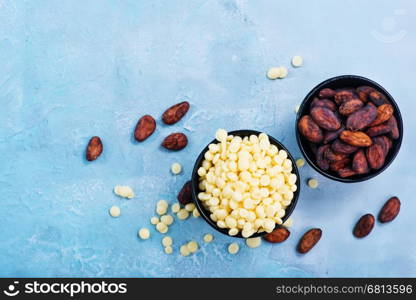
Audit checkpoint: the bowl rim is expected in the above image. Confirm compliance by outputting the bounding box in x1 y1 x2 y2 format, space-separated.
295 74 403 183
191 129 301 238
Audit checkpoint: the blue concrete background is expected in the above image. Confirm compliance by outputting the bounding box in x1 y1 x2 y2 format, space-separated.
0 0 415 277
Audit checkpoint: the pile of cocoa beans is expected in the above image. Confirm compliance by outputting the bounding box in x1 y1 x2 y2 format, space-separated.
298 86 400 178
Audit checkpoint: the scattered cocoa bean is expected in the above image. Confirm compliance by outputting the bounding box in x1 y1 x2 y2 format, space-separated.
353 214 375 238
264 227 290 243
297 228 322 254
177 180 193 205
134 115 156 142
162 101 190 125
86 136 103 161
378 196 401 223
162 133 188 150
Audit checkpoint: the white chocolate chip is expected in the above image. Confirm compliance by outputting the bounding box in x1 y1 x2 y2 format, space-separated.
187 241 199 253
228 243 239 254
161 214 174 226
185 203 196 212
267 67 280 80
156 206 167 216
192 208 200 218
156 222 168 233
162 236 173 247
308 178 318 189
114 185 135 199
150 216 159 225
171 163 182 175
157 199 168 208
177 209 190 220
138 228 150 240
180 245 190 256
246 237 261 248
171 203 181 213
164 246 173 254
296 158 305 168
291 55 303 67
203 234 214 243
215 129 228 142
109 206 121 218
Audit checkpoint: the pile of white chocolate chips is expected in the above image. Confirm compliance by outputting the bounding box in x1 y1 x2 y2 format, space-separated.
197 129 297 238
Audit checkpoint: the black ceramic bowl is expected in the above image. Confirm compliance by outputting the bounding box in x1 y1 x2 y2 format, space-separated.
296 75 403 183
191 130 301 238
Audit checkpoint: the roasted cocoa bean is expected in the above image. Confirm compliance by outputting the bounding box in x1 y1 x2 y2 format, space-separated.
356 86 376 103
134 115 156 142
378 196 401 223
373 135 392 156
334 89 356 105
329 157 350 172
388 115 400 140
325 148 347 162
316 144 330 170
366 122 392 137
346 103 377 131
369 91 389 106
297 228 322 254
318 88 336 99
353 214 375 238
86 136 103 161
340 131 372 147
369 104 394 126
162 133 188 150
162 101 190 125
264 227 290 243
338 167 356 178
331 139 358 154
352 149 369 174
298 115 324 143
311 98 337 112
366 144 385 169
311 106 341 131
339 98 364 116
323 126 344 144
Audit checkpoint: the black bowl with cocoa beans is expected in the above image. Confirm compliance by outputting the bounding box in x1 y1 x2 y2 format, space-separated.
296 75 403 182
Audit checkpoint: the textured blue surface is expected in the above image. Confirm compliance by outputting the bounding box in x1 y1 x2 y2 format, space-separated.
1 0 415 277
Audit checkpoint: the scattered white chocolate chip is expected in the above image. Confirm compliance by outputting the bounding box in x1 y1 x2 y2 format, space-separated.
156 222 168 233
157 199 168 208
114 185 135 199
283 217 293 227
228 243 239 254
177 209 190 220
156 206 167 216
215 129 228 142
161 214 174 226
187 241 199 253
138 228 150 240
180 245 190 256
267 67 280 80
150 216 159 225
185 203 196 212
171 203 181 213
291 55 303 67
192 208 200 218
308 178 318 189
296 158 305 168
203 234 214 243
164 246 173 254
246 237 262 248
109 206 121 218
171 163 182 175
276 66 288 78
162 236 173 247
